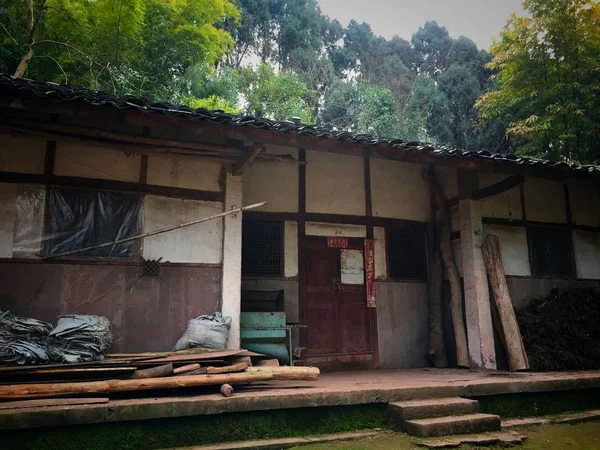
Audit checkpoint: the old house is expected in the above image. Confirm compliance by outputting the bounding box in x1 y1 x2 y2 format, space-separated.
1 74 600 371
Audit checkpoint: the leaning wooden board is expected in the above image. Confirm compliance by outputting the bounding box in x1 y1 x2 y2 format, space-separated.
0 397 109 409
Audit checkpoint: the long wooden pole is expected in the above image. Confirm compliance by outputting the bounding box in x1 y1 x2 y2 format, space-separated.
246 366 320 381
45 202 266 259
0 372 273 400
422 170 469 368
482 234 529 371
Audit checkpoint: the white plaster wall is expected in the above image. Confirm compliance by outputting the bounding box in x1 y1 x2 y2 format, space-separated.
306 150 365 215
436 166 458 199
243 146 298 212
478 172 523 220
142 196 223 263
13 184 45 257
0 135 45 174
147 154 222 191
573 230 600 279
0 183 17 258
54 142 140 182
284 221 298 277
374 226 387 280
371 159 430 221
483 225 531 276
306 222 367 237
524 177 567 223
569 182 600 227
221 173 243 349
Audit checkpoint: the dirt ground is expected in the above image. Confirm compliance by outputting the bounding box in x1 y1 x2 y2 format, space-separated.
292 421 600 450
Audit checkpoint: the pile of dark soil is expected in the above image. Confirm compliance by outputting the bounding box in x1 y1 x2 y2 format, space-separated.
517 288 600 371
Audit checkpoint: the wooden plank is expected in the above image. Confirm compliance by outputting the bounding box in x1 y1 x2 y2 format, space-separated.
0 397 109 410
0 171 223 202
205 362 248 374
482 234 529 372
142 350 247 363
233 143 263 175
254 359 280 367
172 363 201 375
0 367 136 376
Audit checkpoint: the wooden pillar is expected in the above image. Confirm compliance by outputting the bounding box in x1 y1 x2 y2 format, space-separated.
458 169 496 370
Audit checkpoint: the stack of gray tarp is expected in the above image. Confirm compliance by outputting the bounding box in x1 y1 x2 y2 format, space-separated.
48 315 112 363
0 310 53 364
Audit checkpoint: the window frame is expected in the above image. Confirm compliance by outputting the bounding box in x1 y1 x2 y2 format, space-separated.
527 224 576 278
42 186 143 260
241 219 285 279
385 227 429 282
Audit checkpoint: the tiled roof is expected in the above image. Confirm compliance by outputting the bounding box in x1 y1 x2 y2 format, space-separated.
1 73 599 177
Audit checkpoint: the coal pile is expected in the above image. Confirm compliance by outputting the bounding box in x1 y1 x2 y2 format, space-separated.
517 288 600 371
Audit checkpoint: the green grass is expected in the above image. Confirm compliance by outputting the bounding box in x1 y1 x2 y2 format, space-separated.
295 421 600 450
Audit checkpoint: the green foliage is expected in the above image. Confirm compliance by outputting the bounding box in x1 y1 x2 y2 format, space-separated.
411 21 453 77
477 0 600 162
240 64 314 122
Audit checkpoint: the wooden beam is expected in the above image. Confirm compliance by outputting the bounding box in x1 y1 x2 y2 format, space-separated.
3 95 596 181
233 143 263 175
44 140 56 175
0 120 303 166
0 171 224 202
473 175 524 200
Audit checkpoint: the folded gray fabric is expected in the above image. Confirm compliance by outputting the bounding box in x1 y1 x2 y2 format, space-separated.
48 315 112 363
0 310 53 364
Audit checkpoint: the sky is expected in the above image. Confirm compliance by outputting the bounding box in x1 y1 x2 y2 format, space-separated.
317 0 525 50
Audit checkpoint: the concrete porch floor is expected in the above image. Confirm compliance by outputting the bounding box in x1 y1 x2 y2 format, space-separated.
2 368 600 430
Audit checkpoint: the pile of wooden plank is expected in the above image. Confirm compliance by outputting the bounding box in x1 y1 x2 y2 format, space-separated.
0 349 319 404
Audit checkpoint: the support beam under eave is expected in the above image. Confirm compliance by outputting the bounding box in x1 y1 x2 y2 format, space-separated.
458 170 497 370
221 171 243 349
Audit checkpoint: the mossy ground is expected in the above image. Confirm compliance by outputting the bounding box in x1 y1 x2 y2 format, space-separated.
294 421 600 450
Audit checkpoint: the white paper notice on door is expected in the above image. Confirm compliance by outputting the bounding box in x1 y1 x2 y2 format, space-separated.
340 249 365 285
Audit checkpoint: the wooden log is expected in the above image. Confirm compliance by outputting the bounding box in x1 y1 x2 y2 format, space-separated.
131 363 173 379
0 397 109 410
0 372 274 400
175 368 207 376
246 366 320 381
255 359 280 367
482 235 530 371
206 362 248 374
226 356 253 367
220 384 234 397
172 363 201 375
423 170 469 368
427 251 448 368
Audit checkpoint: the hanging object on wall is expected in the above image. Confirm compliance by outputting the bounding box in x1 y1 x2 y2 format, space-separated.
141 257 163 278
327 236 348 248
340 249 364 285
365 239 377 308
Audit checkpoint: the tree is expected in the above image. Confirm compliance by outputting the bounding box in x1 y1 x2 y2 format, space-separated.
477 0 600 163
240 64 314 122
411 21 453 77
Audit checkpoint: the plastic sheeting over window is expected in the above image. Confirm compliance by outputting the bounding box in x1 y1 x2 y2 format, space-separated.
44 187 143 258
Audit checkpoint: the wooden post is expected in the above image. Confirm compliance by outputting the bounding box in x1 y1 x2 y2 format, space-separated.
482 234 530 371
458 169 497 370
427 251 448 368
422 170 469 368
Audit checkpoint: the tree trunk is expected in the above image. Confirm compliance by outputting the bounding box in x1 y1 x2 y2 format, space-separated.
482 235 529 371
423 170 469 368
427 250 448 368
14 48 33 78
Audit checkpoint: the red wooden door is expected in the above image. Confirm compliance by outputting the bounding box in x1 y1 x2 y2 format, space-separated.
305 236 372 356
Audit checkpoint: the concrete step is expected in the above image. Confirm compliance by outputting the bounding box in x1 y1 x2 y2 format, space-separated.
389 397 479 420
405 413 501 438
415 430 526 448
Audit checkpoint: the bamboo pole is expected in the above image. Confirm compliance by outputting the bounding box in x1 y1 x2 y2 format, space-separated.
482 234 530 371
45 202 266 259
0 372 273 400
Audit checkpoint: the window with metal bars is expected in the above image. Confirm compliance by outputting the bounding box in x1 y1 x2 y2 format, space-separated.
387 228 428 280
242 220 283 277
